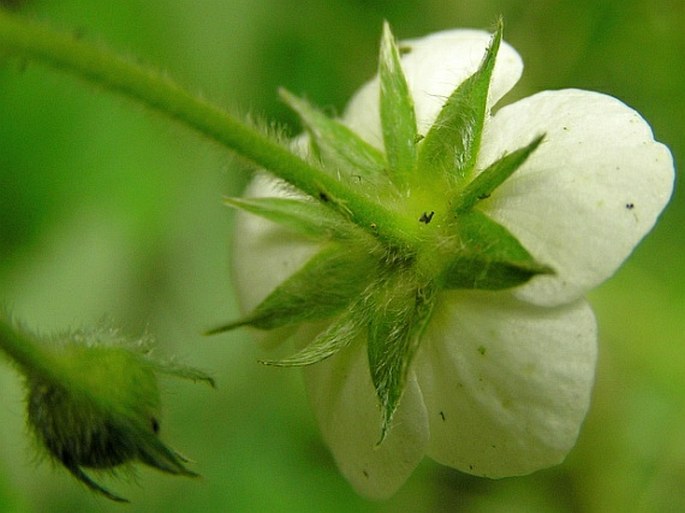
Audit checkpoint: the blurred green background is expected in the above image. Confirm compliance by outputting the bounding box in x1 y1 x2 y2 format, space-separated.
0 0 682 511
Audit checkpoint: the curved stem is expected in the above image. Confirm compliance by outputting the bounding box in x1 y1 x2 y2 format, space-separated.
0 10 412 248
0 315 56 379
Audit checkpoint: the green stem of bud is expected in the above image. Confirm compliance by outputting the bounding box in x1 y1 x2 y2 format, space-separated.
0 315 58 380
0 9 413 249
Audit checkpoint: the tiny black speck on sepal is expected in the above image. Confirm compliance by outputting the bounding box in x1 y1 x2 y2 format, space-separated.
419 211 435 224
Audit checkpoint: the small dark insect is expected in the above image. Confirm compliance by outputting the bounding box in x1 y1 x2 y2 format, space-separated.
151 417 160 434
477 192 491 200
439 411 446 421
318 192 329 202
419 211 435 224
626 202 635 210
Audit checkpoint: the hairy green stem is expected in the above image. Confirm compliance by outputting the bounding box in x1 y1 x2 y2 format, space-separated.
0 316 56 379
0 10 412 247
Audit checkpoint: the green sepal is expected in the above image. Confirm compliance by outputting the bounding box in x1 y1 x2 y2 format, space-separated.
207 243 378 334
417 19 503 184
441 210 553 290
64 465 130 503
367 277 436 442
453 134 544 213
150 358 216 388
134 425 198 476
225 196 354 240
259 300 364 367
279 88 387 185
379 21 418 189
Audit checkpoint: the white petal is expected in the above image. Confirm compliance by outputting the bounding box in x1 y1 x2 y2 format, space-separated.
232 134 317 314
478 89 674 306
343 29 523 148
232 174 319 346
416 290 597 477
302 340 429 498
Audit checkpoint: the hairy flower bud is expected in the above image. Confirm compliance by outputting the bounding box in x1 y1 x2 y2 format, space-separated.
14 325 214 502
26 344 158 461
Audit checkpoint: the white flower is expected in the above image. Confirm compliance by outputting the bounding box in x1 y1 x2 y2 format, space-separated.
230 27 673 498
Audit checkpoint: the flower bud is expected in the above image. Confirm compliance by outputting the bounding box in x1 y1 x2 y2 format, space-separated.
22 331 209 502
27 344 157 458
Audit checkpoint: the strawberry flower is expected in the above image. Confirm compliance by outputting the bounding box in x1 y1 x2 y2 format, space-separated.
222 22 674 498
